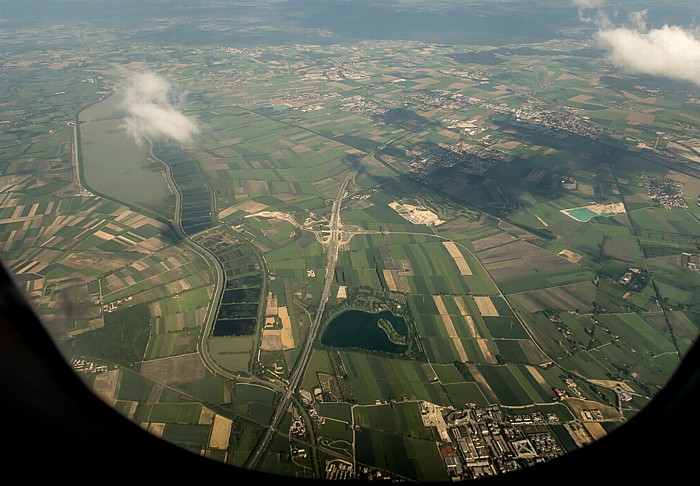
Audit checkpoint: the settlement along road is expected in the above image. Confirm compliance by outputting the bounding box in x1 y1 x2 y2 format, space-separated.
246 169 357 470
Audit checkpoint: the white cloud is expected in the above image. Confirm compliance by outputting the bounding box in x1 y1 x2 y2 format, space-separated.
598 24 700 87
573 0 609 25
121 71 199 145
572 0 604 8
628 9 648 32
573 2 700 88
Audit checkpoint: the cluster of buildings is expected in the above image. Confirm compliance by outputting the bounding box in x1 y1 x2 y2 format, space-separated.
515 105 603 139
444 68 491 82
403 90 471 111
638 174 688 209
402 88 602 143
437 404 566 480
219 46 265 57
69 358 110 373
325 460 354 480
681 253 700 272
340 95 388 118
407 141 510 180
101 295 132 313
276 90 339 103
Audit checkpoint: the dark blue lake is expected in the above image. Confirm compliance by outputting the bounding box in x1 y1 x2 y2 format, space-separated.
321 309 408 354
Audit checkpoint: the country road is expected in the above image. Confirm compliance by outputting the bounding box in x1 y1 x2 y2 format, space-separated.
246 169 357 470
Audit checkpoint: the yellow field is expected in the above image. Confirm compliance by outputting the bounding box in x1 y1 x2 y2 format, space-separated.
261 306 295 351
466 364 499 403
219 199 268 219
454 296 480 338
209 414 233 450
558 249 583 264
278 306 295 349
261 333 282 350
120 401 135 419
433 295 469 362
199 406 216 425
474 296 499 316
383 269 398 292
94 229 117 241
442 241 473 275
92 369 119 406
476 339 497 365
583 422 607 441
144 422 166 438
525 366 553 396
455 297 498 364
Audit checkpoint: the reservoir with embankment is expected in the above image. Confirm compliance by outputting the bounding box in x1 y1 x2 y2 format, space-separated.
321 309 408 354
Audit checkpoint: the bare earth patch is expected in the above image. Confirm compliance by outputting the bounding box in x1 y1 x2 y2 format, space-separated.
588 379 635 393
442 241 473 275
383 269 398 292
92 369 119 406
558 249 583 264
209 414 233 450
139 353 207 385
433 295 469 362
525 365 556 398
454 296 480 338
466 364 499 403
472 233 518 252
583 422 607 441
564 397 620 421
144 422 166 438
474 296 499 316
199 406 216 425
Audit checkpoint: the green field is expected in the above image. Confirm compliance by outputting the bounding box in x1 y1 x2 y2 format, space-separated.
341 351 450 406
355 428 448 482
443 382 489 407
162 424 211 449
147 403 203 424
476 365 533 406
319 402 353 422
4 23 700 480
354 402 433 439
233 384 279 426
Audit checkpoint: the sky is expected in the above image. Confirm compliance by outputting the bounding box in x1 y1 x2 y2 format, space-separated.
576 0 700 87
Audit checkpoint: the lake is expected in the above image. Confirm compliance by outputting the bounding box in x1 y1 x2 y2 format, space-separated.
79 92 174 218
322 309 408 354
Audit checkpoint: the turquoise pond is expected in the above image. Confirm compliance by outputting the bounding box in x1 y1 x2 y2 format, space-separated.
565 207 599 222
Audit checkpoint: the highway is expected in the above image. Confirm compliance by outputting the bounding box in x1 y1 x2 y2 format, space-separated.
246 169 357 470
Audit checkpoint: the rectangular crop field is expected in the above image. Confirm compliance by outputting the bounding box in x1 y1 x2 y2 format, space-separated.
475 365 533 406
353 402 433 440
340 351 450 406
354 429 448 482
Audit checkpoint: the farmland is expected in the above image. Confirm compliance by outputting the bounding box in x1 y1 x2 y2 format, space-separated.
1 11 699 481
